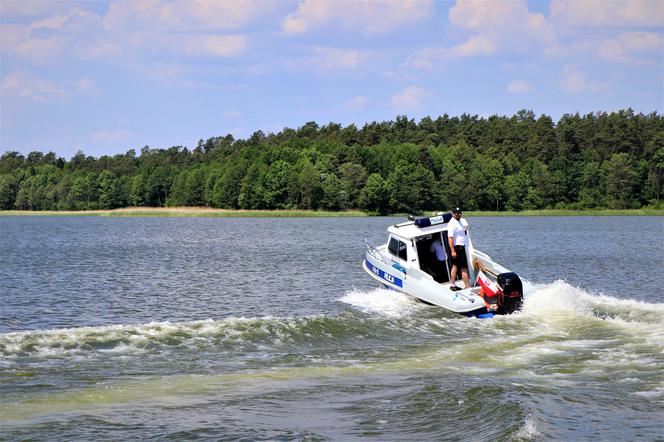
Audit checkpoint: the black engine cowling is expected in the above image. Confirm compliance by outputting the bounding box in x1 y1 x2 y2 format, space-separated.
496 272 523 314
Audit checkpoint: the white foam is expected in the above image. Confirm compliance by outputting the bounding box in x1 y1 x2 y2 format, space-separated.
339 288 423 317
98 342 146 355
0 317 272 359
510 413 540 441
633 385 664 399
520 280 664 328
521 280 590 318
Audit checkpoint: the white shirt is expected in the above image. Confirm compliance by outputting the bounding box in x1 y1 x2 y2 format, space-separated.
430 238 447 261
448 217 467 246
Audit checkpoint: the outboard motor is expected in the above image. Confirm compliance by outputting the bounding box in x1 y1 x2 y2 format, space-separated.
496 272 523 314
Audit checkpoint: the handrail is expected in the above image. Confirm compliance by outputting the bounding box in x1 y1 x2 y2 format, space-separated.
365 239 389 264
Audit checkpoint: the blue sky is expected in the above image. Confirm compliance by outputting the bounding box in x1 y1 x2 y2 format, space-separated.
1 0 662 159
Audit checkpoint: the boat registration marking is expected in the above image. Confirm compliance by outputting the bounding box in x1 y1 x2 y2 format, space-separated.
367 261 403 288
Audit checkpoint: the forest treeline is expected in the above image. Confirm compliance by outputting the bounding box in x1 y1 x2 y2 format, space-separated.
1 109 662 214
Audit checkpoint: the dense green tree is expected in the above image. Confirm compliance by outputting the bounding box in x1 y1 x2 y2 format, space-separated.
211 160 247 208
143 168 173 206
1 110 660 213
470 156 504 210
167 171 189 207
185 168 207 206
98 170 119 209
0 152 25 174
386 162 435 213
359 173 390 214
263 160 293 209
603 153 639 209
0 174 17 209
65 172 99 210
238 162 268 209
294 159 321 209
338 162 367 204
503 172 530 211
129 173 147 206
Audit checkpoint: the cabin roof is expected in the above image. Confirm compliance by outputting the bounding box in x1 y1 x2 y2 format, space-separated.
387 215 470 240
387 221 449 240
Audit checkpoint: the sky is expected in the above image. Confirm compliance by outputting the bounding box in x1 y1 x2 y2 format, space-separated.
1 0 662 159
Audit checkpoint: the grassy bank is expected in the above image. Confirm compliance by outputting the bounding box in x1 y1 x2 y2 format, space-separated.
0 207 369 217
1 207 662 217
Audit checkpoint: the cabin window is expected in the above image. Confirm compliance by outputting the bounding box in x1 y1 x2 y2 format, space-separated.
388 237 407 261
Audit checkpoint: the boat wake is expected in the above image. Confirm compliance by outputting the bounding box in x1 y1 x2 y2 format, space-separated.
2 281 662 364
0 313 395 362
2 282 663 430
344 280 664 322
339 287 427 317
521 280 664 325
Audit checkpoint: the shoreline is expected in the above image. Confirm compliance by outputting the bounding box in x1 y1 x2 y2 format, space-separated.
0 207 369 217
1 207 662 217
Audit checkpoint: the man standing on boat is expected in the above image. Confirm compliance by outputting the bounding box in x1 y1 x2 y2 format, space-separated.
448 207 469 290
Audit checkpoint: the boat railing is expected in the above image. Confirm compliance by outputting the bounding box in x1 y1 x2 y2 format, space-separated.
473 250 510 277
365 239 389 264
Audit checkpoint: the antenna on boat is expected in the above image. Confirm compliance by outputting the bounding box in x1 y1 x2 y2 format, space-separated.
394 214 417 228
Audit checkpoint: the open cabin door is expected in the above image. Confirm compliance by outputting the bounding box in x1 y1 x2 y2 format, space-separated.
415 232 451 283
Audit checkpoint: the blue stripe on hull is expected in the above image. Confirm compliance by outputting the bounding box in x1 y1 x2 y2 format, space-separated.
365 260 403 288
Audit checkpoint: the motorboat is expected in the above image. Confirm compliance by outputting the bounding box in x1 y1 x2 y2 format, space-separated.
363 213 523 318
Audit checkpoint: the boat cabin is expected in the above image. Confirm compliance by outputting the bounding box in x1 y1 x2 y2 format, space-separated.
385 214 469 285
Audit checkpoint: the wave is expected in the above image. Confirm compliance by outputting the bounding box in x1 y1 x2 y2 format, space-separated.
339 287 427 317
343 280 664 322
0 312 395 360
341 281 664 355
2 282 662 362
521 280 664 329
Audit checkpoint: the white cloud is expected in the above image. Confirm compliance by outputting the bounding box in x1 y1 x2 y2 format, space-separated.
29 7 98 32
130 60 192 83
282 0 434 35
182 35 246 57
0 7 103 64
78 78 101 97
391 86 430 112
404 47 442 69
345 95 369 110
507 80 532 93
104 0 274 32
1 1 261 66
0 23 68 64
561 65 587 93
449 0 554 53
0 71 68 101
599 32 663 63
74 41 124 60
559 66 612 94
449 35 496 57
550 0 663 28
409 0 661 70
0 0 77 19
405 35 496 69
408 0 554 68
309 47 367 71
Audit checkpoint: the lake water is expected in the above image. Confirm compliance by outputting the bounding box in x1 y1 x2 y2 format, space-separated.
1 216 663 440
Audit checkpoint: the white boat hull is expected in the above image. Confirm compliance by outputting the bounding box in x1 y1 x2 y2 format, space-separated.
363 250 488 316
